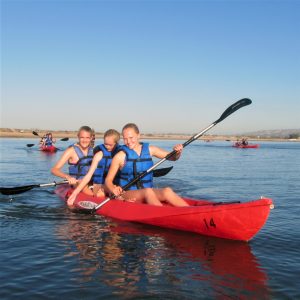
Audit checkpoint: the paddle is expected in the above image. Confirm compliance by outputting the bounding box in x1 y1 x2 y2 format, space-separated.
0 180 68 195
0 166 171 196
27 132 69 148
75 98 252 213
32 131 69 141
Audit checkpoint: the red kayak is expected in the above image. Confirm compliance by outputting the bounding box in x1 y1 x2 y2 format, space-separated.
40 145 58 152
233 143 260 148
55 185 273 241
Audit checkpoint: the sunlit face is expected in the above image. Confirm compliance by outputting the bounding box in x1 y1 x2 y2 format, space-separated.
104 136 117 152
122 128 139 149
78 130 92 149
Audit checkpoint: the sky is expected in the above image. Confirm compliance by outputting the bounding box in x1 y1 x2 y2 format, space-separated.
1 0 299 135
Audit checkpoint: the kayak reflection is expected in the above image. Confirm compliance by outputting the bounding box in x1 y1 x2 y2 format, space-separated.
56 217 270 299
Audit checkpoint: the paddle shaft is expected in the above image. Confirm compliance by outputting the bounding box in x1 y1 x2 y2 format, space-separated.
38 180 68 188
92 98 252 212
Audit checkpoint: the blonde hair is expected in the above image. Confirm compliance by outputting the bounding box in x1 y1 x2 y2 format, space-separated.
104 129 120 143
77 126 93 137
122 123 139 134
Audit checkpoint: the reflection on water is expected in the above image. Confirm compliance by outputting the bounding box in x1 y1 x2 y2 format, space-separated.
56 217 270 299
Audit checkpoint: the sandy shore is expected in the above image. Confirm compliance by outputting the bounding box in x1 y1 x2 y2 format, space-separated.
0 127 227 139
0 128 297 142
0 128 216 140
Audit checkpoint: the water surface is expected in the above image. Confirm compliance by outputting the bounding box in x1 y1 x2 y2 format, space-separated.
1 138 299 299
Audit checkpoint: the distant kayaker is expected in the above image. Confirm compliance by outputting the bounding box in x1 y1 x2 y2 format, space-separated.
51 126 94 195
39 135 46 146
241 138 248 146
67 129 121 205
40 132 56 147
104 123 189 207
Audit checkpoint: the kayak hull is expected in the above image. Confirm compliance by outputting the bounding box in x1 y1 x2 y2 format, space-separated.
233 144 260 148
55 185 273 241
40 145 58 152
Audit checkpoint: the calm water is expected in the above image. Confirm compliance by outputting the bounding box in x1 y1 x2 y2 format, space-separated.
0 138 299 299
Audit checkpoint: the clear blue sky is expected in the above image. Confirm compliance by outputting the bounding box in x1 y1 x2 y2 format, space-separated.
1 0 299 134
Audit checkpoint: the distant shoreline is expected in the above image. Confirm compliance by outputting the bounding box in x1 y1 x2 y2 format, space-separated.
0 128 299 142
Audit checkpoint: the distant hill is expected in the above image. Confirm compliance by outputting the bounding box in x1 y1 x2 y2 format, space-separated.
1 127 299 140
243 129 300 139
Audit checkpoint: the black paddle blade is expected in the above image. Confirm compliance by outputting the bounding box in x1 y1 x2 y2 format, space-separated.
216 98 252 124
153 166 173 177
26 144 35 147
0 184 38 195
32 131 39 136
60 137 69 141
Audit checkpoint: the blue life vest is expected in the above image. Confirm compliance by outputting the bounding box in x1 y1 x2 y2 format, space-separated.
45 136 52 146
68 145 94 179
92 144 121 184
119 143 153 190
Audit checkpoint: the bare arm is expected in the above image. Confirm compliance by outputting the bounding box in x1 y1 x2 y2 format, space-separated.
150 144 183 161
51 147 77 185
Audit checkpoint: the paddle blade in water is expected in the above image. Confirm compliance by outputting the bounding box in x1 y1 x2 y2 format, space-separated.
60 137 69 141
0 184 38 195
26 144 35 147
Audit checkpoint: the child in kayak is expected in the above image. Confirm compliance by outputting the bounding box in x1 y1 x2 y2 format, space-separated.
51 126 94 196
67 129 121 206
241 138 248 146
235 139 241 147
39 134 47 146
104 123 189 207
